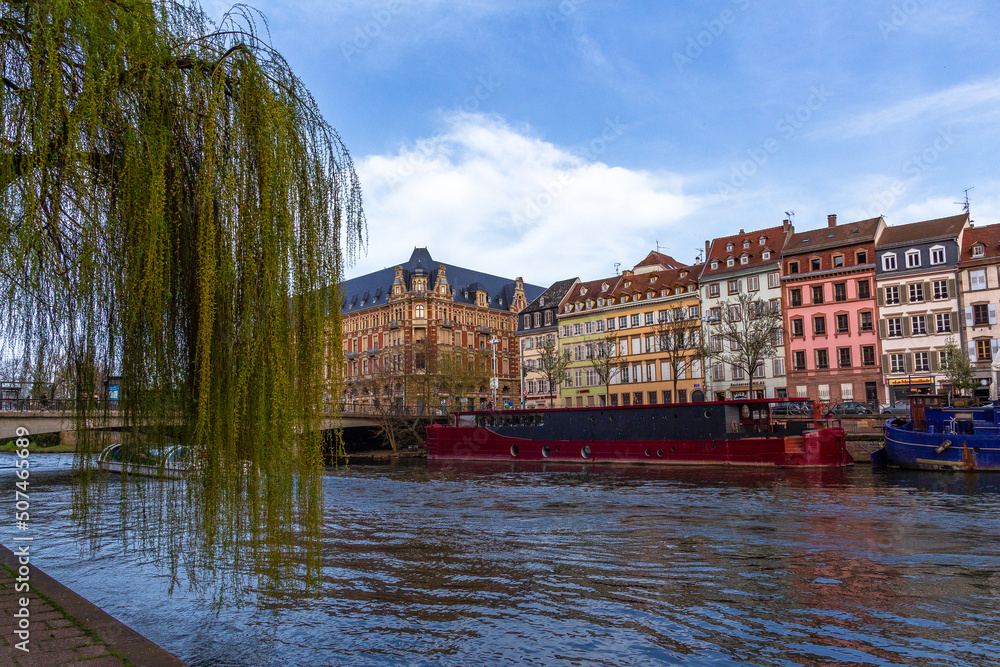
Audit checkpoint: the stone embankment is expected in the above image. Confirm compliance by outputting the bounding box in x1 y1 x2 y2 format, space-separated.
0 545 186 666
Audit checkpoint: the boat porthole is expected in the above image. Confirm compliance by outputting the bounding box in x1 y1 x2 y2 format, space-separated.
510 445 518 457
671 446 676 451
542 445 551 458
645 449 651 457
581 445 592 459
974 447 982 453
704 410 712 418
657 449 664 457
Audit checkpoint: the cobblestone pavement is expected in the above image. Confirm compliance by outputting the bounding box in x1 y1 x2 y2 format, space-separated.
0 545 186 666
0 561 126 666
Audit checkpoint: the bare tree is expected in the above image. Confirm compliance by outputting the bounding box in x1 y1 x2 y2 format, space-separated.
589 332 622 405
711 293 783 398
653 306 706 401
537 335 572 408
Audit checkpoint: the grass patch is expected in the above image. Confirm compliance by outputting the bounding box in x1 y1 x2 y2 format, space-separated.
0 432 72 452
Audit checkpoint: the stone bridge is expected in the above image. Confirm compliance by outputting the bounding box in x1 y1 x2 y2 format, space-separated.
0 410 390 441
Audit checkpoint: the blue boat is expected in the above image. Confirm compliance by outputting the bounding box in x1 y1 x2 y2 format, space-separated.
878 395 1000 471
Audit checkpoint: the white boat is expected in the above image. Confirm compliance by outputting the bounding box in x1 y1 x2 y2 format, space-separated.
98 443 190 479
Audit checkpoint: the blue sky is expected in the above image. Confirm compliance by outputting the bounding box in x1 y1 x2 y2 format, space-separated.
205 0 1000 285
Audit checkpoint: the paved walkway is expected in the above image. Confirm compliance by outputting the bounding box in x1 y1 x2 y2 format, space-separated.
0 545 185 666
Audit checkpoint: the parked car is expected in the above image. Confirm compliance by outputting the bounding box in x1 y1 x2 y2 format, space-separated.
769 400 814 416
825 401 874 416
881 399 911 416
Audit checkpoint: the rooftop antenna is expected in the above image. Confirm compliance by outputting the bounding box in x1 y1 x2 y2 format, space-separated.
614 262 621 275
784 210 795 222
955 187 973 214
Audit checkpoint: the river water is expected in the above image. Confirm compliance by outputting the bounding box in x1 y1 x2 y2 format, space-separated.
3 454 1000 666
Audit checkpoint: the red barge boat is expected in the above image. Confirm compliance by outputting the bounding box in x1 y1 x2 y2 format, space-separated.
426 399 853 468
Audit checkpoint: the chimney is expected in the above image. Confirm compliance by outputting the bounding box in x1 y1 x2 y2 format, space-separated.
828 214 837 228
705 240 711 257
782 218 790 231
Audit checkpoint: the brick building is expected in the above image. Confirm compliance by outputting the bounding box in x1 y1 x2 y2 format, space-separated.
339 248 543 412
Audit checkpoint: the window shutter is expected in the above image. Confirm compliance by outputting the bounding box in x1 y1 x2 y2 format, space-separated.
904 354 914 373
969 340 978 362
877 288 885 306
878 319 887 339
923 282 932 299
901 287 909 304
948 278 957 297
902 317 911 337
951 311 959 332
930 351 940 372
965 306 975 327
993 339 1000 358
881 354 889 371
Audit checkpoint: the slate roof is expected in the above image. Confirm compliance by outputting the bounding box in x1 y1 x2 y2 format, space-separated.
877 213 969 248
516 278 578 333
340 248 545 315
960 223 1000 266
784 217 884 256
700 224 789 280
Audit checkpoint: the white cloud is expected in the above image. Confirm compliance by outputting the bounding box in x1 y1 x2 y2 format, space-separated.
351 114 701 285
828 77 1000 140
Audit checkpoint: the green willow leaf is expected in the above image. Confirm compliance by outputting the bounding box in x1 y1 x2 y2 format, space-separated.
1 0 364 594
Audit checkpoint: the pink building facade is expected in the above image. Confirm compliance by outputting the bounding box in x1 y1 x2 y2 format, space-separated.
782 215 887 406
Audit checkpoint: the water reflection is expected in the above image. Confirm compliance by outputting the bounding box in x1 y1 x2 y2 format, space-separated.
3 455 1000 666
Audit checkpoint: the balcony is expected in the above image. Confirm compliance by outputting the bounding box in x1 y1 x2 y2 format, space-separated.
365 346 378 356
388 320 400 329
441 318 454 328
345 351 360 359
479 326 492 334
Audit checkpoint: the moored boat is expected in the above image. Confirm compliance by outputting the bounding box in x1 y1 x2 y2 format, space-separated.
426 399 853 468
98 443 190 478
878 395 1000 471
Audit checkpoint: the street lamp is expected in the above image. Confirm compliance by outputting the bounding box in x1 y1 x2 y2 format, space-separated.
488 336 500 409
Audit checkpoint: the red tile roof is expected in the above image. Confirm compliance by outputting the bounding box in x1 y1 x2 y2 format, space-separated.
784 217 883 256
700 224 790 279
877 213 969 247
634 251 683 270
960 223 1000 265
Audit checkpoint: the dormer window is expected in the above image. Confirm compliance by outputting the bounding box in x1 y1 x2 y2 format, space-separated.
758 236 766 245
727 257 735 267
660 289 668 296
743 240 751 249
680 271 687 278
972 244 985 258
622 295 629 303
646 291 654 299
882 253 897 271
650 275 658 283
624 281 631 288
711 260 719 270
726 243 734 252
762 250 771 260
601 282 609 291
740 254 749 265
580 286 588 296
905 249 920 269
539 297 546 306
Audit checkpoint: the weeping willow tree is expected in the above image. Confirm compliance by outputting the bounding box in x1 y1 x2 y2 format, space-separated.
0 1 364 592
